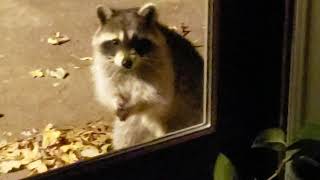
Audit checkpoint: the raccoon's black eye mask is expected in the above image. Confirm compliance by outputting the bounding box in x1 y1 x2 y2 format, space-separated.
130 38 154 56
100 37 154 57
99 39 121 56
103 39 120 47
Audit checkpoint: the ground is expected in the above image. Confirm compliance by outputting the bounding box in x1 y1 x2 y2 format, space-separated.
0 0 207 179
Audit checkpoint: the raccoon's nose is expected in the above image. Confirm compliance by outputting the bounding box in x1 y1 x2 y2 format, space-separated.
122 59 133 69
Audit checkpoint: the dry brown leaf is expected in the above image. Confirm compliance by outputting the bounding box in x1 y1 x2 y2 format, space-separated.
45 68 68 79
47 38 59 45
52 160 64 170
20 149 38 165
4 142 19 153
20 142 41 165
91 134 110 146
0 139 7 149
0 160 22 173
0 121 112 175
30 69 44 78
42 126 61 148
43 159 55 167
59 142 82 153
26 160 48 173
47 32 70 45
101 144 112 153
80 146 100 158
60 152 78 164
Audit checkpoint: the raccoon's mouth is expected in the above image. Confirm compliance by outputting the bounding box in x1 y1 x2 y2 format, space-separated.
112 57 137 70
120 59 133 69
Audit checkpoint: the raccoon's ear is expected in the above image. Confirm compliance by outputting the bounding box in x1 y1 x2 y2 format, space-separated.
138 3 158 23
96 5 113 25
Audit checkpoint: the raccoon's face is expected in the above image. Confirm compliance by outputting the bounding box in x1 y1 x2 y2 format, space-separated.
92 3 169 71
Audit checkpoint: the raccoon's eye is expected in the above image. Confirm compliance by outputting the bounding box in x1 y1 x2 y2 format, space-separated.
131 38 153 56
111 39 120 45
101 39 120 48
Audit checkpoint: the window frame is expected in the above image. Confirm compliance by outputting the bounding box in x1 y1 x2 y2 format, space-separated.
26 0 218 179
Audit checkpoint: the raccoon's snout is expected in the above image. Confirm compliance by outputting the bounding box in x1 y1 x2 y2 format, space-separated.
113 50 136 69
122 59 133 69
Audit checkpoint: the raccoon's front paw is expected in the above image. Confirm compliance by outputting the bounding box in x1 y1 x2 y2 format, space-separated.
116 107 129 121
115 97 130 121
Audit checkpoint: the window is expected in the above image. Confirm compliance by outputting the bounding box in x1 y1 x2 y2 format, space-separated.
0 0 216 179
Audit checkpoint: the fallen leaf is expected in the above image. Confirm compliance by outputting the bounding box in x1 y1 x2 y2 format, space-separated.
4 142 19 152
47 32 70 45
0 139 7 149
91 134 111 146
20 142 41 165
30 69 44 78
52 160 64 170
101 144 112 153
0 160 22 173
47 38 59 45
42 126 61 148
80 146 100 158
43 159 55 167
60 152 78 164
46 68 68 79
59 142 82 153
0 121 112 176
26 160 48 173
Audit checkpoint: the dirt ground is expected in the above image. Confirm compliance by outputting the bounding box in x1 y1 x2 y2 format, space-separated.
0 0 207 179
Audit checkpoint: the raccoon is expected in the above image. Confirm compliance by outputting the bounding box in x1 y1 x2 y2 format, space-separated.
91 3 203 150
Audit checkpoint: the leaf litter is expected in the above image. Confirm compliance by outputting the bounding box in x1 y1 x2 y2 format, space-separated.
47 32 70 45
29 68 68 79
0 121 112 176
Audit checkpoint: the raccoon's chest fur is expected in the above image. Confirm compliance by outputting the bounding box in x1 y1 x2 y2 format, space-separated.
91 53 172 113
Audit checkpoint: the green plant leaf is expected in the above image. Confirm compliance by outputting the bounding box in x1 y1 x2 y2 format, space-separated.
251 128 286 151
213 153 238 180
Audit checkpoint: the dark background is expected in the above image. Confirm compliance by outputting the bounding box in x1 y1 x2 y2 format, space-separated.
29 0 290 179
